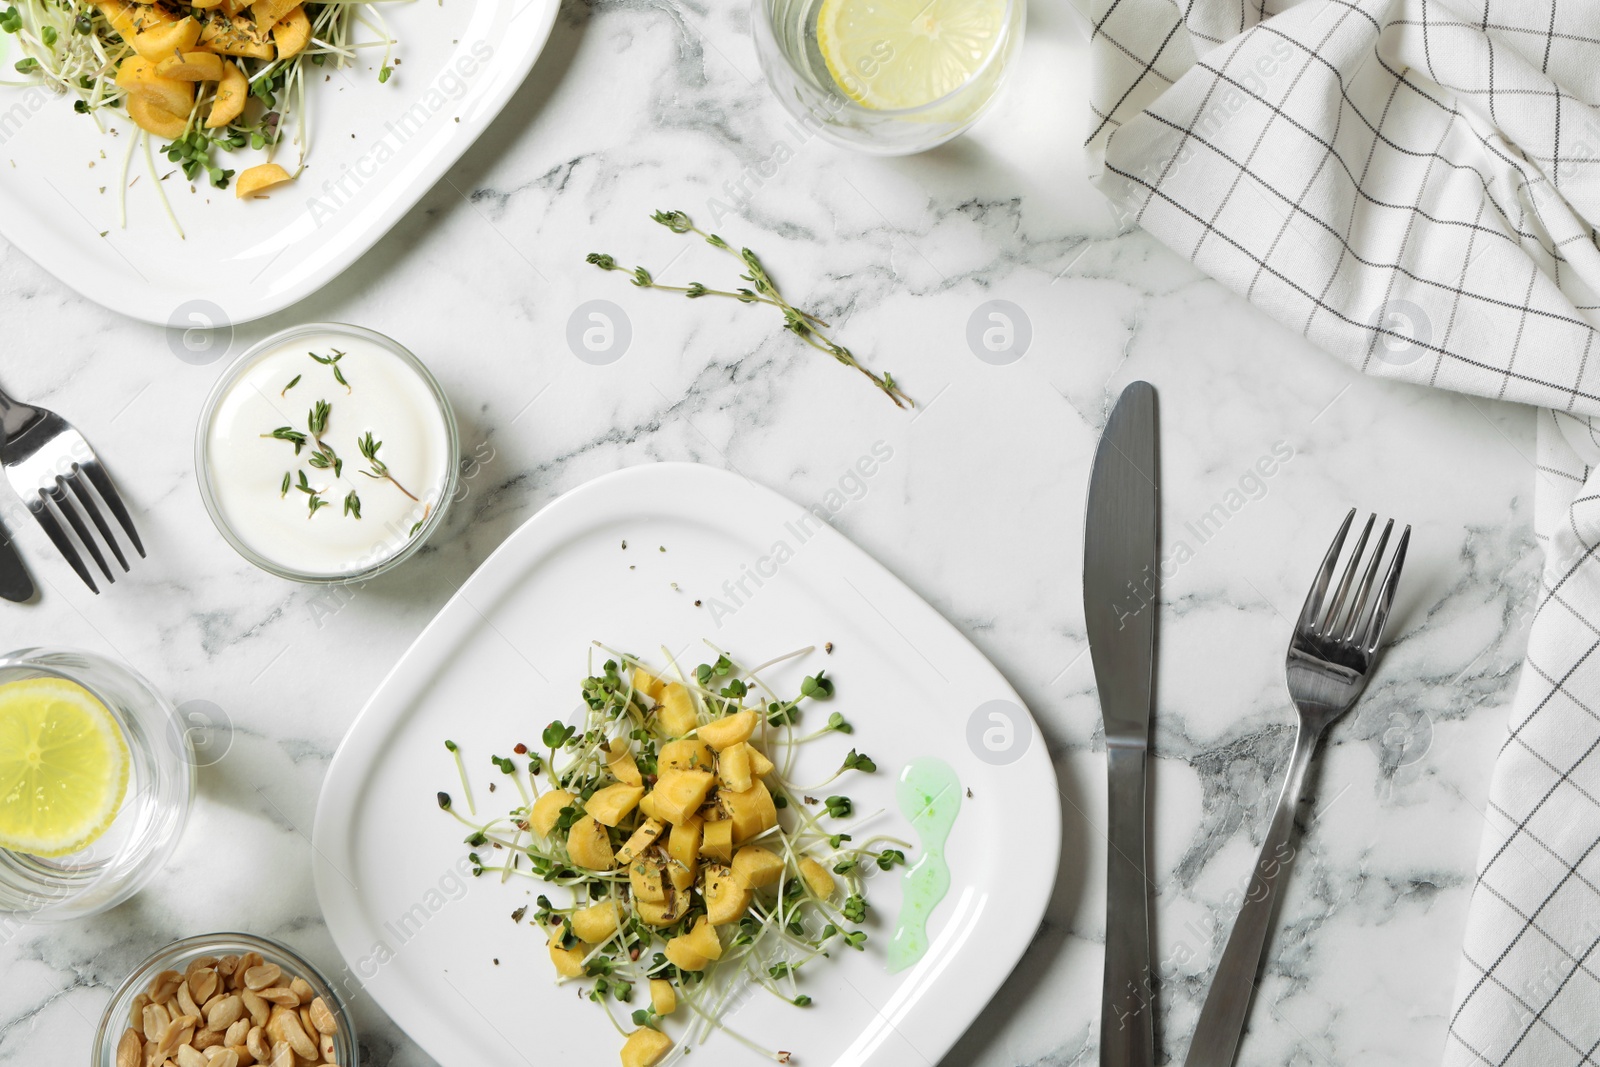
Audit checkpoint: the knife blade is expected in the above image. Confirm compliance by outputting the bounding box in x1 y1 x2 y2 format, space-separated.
0 513 34 602
1084 381 1159 1067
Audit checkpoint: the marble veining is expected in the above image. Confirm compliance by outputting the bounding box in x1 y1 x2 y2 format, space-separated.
0 0 1543 1064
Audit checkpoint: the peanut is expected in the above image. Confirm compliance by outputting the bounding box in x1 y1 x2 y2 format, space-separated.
245 1026 270 1064
190 968 219 1005
257 986 299 1008
141 1003 168 1043
243 964 281 991
148 970 183 1005
307 999 336 1037
241 989 269 1028
206 994 244 1031
117 1028 142 1067
177 982 201 1020
278 1010 317 1061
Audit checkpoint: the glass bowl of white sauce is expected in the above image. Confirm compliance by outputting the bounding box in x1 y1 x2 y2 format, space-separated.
196 323 459 583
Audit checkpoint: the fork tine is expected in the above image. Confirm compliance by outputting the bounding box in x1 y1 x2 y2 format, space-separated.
65 469 129 571
1297 508 1356 632
1342 519 1393 642
26 495 97 593
47 480 114 584
79 459 144 558
1361 525 1411 653
1321 513 1376 636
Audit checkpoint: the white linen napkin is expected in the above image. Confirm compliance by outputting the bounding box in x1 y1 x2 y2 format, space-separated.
1085 1 1600 1063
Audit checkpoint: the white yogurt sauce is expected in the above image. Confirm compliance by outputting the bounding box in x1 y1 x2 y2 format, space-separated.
205 331 451 577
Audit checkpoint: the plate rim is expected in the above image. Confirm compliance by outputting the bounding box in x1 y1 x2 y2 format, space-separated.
0 0 559 326
311 461 1062 1065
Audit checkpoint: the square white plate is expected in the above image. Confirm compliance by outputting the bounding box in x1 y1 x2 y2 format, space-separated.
312 462 1060 1066
0 0 556 326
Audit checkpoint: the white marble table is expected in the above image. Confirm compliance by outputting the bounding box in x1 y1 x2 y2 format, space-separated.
0 1 1540 1065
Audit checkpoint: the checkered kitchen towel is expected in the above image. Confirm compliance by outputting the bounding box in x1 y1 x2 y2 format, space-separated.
1085 0 1600 1063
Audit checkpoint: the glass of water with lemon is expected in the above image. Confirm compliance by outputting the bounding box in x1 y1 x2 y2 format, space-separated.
753 0 1025 154
0 649 192 921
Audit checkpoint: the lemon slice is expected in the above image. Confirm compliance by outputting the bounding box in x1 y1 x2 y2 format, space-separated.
0 677 130 858
817 0 1008 111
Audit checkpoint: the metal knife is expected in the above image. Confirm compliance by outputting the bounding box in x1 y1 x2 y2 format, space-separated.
1084 381 1159 1067
0 514 34 602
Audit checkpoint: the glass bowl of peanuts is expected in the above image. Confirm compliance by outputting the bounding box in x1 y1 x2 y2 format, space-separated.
93 933 358 1067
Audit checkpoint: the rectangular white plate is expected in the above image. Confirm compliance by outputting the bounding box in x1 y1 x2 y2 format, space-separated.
0 0 556 326
312 463 1060 1066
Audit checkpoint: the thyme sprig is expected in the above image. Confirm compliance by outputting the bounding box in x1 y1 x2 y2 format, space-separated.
304 399 344 477
262 426 307 454
310 349 351 392
294 470 329 519
586 210 912 409
358 431 420 502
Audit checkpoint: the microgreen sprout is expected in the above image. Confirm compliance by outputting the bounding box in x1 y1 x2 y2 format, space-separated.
841 749 875 773
542 720 576 751
800 671 833 699
445 739 476 816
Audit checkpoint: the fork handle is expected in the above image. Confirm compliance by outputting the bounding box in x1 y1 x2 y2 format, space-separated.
0 385 29 443
1186 725 1318 1067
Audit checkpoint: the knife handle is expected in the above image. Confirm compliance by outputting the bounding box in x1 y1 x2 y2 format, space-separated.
1186 725 1317 1067
1101 742 1155 1067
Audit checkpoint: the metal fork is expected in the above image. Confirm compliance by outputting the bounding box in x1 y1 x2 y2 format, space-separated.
0 386 144 594
1186 508 1410 1067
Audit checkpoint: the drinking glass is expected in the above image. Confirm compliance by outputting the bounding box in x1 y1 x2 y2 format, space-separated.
0 648 192 921
752 0 1025 155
